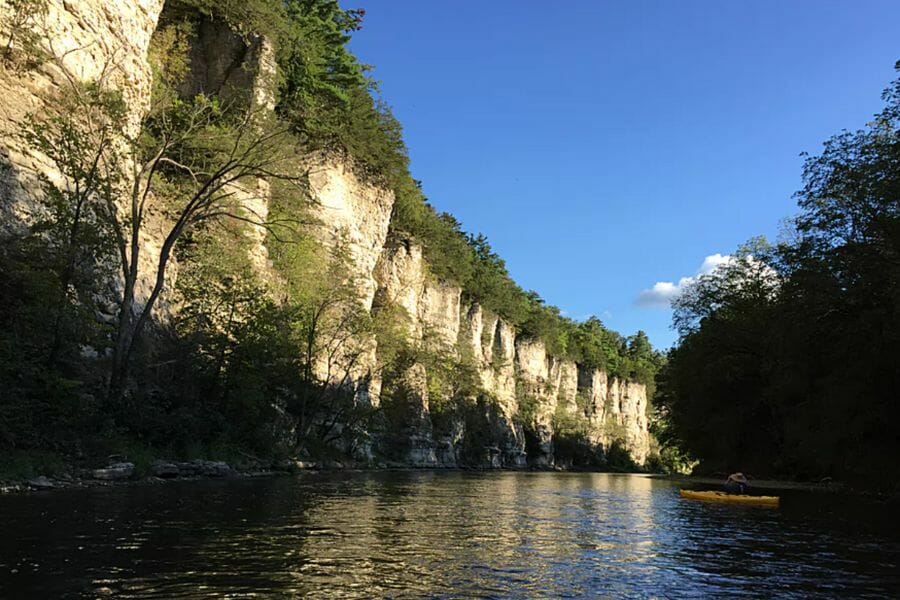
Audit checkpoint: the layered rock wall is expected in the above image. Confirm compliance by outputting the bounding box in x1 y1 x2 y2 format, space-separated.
372 234 652 467
0 1 652 468
0 0 166 319
0 0 163 219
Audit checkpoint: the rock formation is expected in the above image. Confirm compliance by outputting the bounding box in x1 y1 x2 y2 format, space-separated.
0 0 653 468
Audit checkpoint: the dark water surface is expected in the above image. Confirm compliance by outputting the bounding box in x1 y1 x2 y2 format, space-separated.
2 472 899 598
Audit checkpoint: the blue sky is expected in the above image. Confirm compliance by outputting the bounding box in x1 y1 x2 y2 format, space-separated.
347 1 900 349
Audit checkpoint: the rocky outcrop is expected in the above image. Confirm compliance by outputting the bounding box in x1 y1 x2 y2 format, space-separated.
461 305 526 467
92 462 135 481
0 0 166 313
0 1 653 469
0 0 161 215
306 160 395 311
605 378 651 464
371 234 651 467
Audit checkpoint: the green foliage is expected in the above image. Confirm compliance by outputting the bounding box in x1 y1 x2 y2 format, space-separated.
147 18 195 101
658 243 784 475
465 235 529 323
173 0 289 38
624 330 665 391
390 187 475 284
647 395 696 475
194 0 664 384
370 299 412 375
0 253 102 454
375 319 482 449
603 440 639 472
570 317 617 371
657 67 900 486
515 382 539 427
267 215 382 454
161 223 288 453
551 404 599 467
423 345 481 436
276 0 409 181
165 0 407 186
391 199 661 378
0 450 66 481
456 394 505 466
2 3 308 466
1 0 48 67
645 444 697 476
0 82 125 457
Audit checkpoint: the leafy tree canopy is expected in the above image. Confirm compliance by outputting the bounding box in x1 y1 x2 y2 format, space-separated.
656 65 900 485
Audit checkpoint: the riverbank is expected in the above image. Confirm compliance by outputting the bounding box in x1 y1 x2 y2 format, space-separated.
0 458 293 495
6 459 887 498
661 474 851 494
2 454 658 495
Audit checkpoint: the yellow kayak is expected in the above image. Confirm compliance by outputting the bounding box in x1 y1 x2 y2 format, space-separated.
680 489 779 506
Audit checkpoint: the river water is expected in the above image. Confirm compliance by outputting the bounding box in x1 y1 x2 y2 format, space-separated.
1 472 898 598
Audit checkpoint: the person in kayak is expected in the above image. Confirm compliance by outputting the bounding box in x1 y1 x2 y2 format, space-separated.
724 472 749 494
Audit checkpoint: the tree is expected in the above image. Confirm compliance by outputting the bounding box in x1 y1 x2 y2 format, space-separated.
23 24 304 402
672 238 779 338
1 0 48 65
108 97 300 401
774 64 900 481
625 330 662 388
264 208 384 454
20 89 120 368
660 241 782 473
658 66 900 484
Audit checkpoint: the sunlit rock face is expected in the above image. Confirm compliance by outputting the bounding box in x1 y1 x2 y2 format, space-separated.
461 305 524 467
298 158 395 420
306 160 395 312
614 380 651 464
373 237 652 467
514 338 561 466
0 0 276 313
0 0 158 211
0 1 652 468
579 366 609 433
373 237 462 347
0 0 166 300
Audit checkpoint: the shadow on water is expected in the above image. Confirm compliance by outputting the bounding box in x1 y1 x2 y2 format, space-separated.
1 472 899 598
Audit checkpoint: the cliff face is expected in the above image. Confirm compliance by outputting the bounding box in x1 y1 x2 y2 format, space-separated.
0 0 166 314
0 1 653 467
0 0 161 223
305 160 395 311
372 235 652 467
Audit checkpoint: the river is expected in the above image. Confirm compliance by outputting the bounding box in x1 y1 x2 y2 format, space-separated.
1 472 898 598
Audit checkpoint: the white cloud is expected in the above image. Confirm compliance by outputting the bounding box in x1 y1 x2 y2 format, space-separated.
635 278 692 308
635 254 732 308
698 253 731 275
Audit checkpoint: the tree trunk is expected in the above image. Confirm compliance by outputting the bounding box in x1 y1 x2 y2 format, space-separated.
107 273 135 403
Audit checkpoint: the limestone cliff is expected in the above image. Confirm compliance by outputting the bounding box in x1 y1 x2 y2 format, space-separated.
0 0 166 313
0 0 653 467
372 235 652 467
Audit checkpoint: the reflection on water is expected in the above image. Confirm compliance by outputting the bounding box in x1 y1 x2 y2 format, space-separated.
1 472 899 598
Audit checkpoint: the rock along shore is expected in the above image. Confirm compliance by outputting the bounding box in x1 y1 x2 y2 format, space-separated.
1 457 655 495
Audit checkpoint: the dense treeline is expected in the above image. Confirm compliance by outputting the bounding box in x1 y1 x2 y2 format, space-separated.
655 68 900 486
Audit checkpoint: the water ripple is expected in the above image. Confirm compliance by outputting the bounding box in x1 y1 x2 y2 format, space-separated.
1 472 899 598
